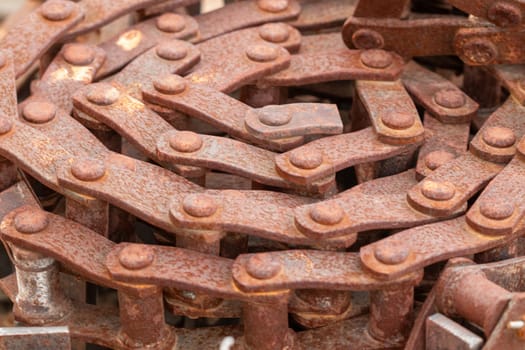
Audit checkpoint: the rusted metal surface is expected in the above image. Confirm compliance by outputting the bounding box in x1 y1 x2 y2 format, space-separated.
356 79 424 145
263 47 405 87
274 127 423 185
401 61 479 124
408 153 504 216
343 16 475 57
1 1 525 349
111 39 201 98
360 216 525 280
142 76 305 151
193 0 301 42
63 0 198 40
487 65 525 105
26 43 106 113
189 24 299 93
156 130 334 193
353 0 410 18
0 326 71 350
416 113 470 179
467 138 525 236
0 0 84 78
96 13 199 79
454 25 525 65
287 0 353 30
470 97 525 163
447 0 525 28
294 170 465 239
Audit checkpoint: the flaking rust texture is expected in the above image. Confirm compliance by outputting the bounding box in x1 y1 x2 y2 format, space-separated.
0 0 524 349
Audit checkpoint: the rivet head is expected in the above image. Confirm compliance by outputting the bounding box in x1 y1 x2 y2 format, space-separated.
40 0 74 21
153 75 187 95
71 158 106 181
156 41 188 60
246 254 281 280
381 112 415 130
62 44 95 66
169 131 203 153
0 115 13 135
374 245 409 265
424 151 455 170
421 180 456 201
182 194 218 218
86 83 120 106
14 208 49 234
118 244 155 270
156 13 186 33
482 126 516 148
22 101 57 124
246 44 280 62
0 52 6 69
360 49 393 69
258 109 292 126
461 38 498 65
434 89 466 109
488 2 522 27
259 23 290 43
479 201 514 220
352 29 384 50
309 203 344 225
257 0 289 13
289 148 323 170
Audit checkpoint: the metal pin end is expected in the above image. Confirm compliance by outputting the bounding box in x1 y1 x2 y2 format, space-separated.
507 320 525 330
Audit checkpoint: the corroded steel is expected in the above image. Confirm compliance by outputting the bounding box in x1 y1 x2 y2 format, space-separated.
0 1 525 349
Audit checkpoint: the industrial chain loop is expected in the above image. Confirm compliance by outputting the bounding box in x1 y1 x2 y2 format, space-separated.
0 0 523 349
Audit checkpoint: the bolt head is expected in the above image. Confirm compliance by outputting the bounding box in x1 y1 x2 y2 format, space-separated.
488 2 522 27
479 201 514 220
257 0 289 12
352 29 384 50
461 38 498 65
118 244 155 270
14 208 49 234
380 112 415 130
421 180 456 201
156 13 186 33
156 41 188 61
182 194 218 218
22 101 57 124
169 131 203 153
374 245 409 265
62 44 95 66
246 44 280 62
258 109 292 126
259 23 290 43
309 203 344 225
482 126 516 148
360 49 393 69
86 83 120 106
289 148 323 170
0 115 13 135
434 89 466 109
71 158 106 181
40 0 74 21
424 151 455 170
153 75 187 95
246 254 281 280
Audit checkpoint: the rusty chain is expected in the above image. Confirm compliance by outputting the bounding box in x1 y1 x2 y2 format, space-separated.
0 0 523 349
